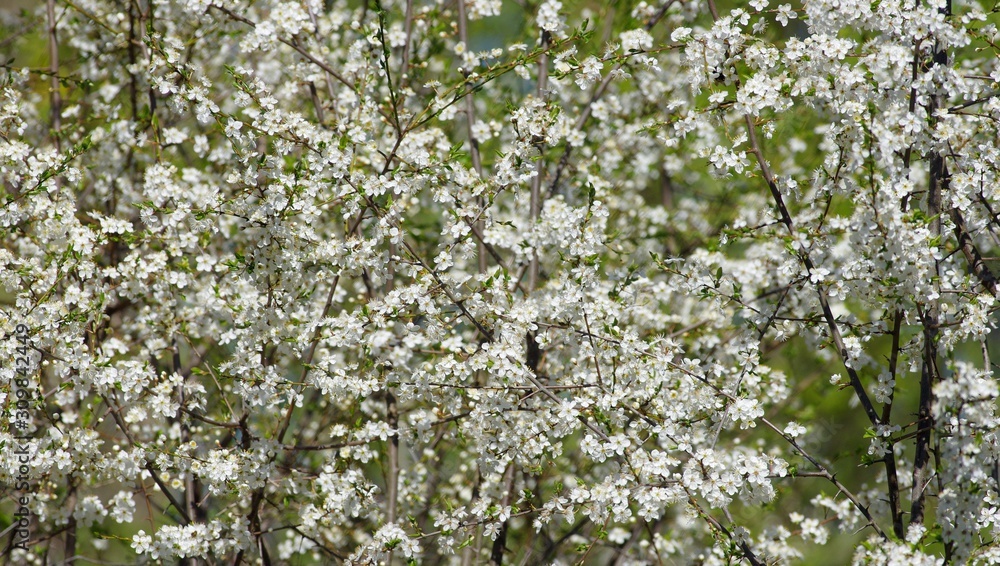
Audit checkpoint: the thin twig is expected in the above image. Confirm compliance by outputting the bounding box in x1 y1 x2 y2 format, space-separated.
47 0 61 149
529 31 550 293
456 0 488 274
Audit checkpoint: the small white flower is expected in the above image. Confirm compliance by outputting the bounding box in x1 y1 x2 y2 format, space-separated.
671 27 693 42
538 0 563 33
776 4 796 26
783 422 806 438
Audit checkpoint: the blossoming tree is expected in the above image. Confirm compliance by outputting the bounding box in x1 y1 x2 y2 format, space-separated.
3 0 1000 563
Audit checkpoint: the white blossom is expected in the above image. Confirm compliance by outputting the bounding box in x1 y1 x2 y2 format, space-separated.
4 0 1000 563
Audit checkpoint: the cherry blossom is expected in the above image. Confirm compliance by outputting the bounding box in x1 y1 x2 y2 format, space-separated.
2 0 1000 564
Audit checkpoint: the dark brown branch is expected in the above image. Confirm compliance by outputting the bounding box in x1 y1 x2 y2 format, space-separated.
951 207 999 297
883 309 905 539
743 115 881 427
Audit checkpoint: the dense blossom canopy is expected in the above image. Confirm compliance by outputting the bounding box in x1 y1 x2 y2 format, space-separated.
3 0 1000 563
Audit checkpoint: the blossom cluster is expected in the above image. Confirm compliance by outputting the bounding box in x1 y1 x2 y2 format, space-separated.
2 0 1000 564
